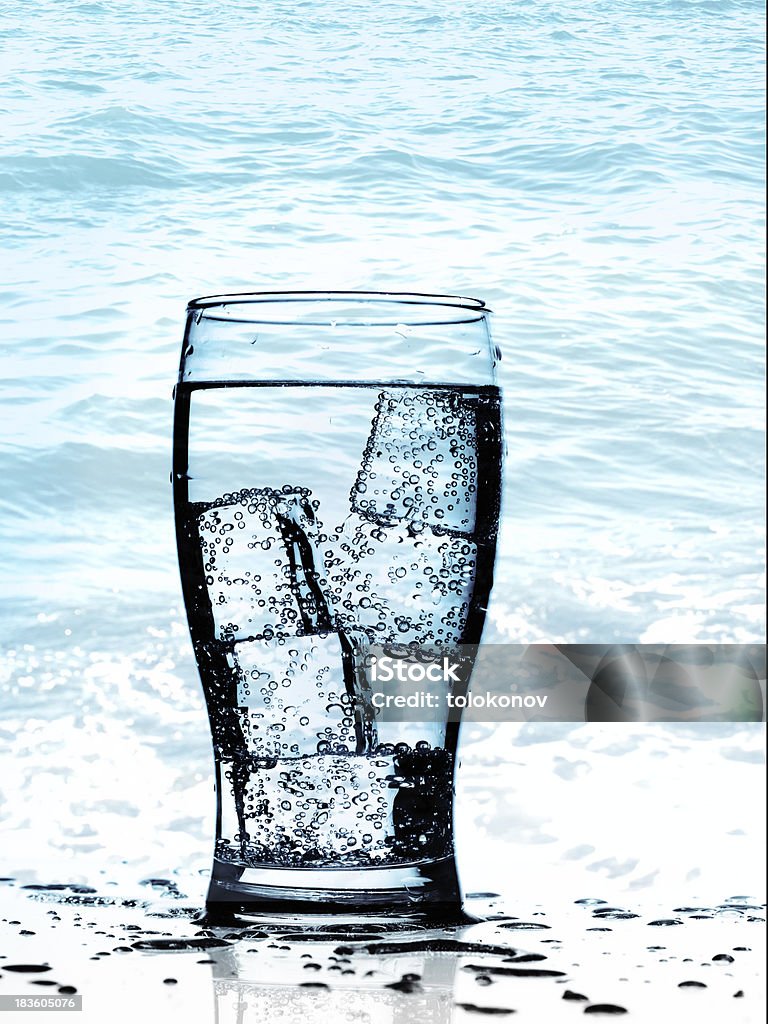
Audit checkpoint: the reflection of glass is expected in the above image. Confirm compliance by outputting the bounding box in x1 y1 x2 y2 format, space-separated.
173 292 502 917
209 939 458 1024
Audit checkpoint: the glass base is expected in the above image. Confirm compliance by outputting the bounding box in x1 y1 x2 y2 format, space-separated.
204 854 470 925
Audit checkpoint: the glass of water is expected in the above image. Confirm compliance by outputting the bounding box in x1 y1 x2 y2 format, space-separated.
173 292 502 920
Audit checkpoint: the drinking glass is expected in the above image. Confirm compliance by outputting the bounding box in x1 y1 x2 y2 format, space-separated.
172 291 503 919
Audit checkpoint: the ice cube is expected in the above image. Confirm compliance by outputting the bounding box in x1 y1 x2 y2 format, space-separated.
323 512 477 646
230 631 376 757
196 487 333 642
350 388 479 537
237 753 399 865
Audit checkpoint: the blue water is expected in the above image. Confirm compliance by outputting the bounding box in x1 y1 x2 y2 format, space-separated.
1 0 764 647
0 0 764 964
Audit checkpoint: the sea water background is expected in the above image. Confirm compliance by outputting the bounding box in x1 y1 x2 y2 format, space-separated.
0 0 765 930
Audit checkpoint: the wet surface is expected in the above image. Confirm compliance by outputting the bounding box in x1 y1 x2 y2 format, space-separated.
0 878 764 1023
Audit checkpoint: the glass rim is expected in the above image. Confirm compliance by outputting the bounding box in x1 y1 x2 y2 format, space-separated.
186 290 490 326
